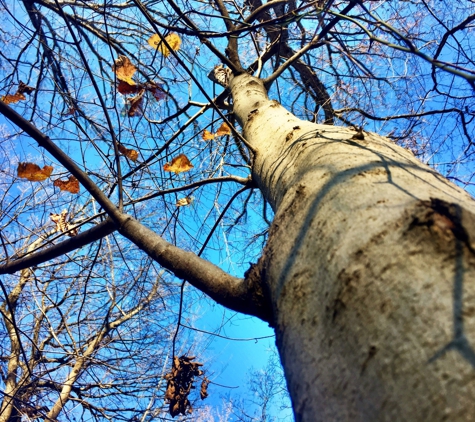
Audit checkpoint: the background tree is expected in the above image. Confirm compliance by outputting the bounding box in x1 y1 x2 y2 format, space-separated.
0 0 474 421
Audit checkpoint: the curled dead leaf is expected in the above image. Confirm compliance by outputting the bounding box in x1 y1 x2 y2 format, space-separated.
17 162 53 182
17 81 35 95
176 196 193 207
163 154 193 175
63 107 77 116
50 210 79 237
216 122 232 136
165 356 207 417
1 81 35 105
53 175 80 194
127 89 145 117
113 55 137 86
118 144 139 161
202 129 215 141
145 81 166 101
117 80 140 95
148 33 181 57
2 92 26 105
200 377 209 400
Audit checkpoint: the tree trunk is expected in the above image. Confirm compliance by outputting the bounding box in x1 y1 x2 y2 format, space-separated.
231 74 475 421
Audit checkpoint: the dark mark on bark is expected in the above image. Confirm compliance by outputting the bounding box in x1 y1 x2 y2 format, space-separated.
247 108 259 121
410 198 475 254
361 345 378 375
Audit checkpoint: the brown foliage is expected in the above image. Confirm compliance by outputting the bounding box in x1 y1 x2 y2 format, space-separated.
1 81 35 104
50 210 79 237
118 144 139 161
17 162 53 182
53 176 80 194
164 356 207 417
163 154 193 175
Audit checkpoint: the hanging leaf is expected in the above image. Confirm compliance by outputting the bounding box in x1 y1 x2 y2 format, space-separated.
163 154 193 175
117 80 140 95
200 377 209 400
17 162 53 182
118 144 139 161
164 356 206 417
1 80 35 105
145 81 166 101
202 129 215 141
63 107 77 116
17 81 35 95
202 123 232 141
2 92 26 105
148 33 182 57
176 196 193 207
127 89 145 117
53 175 80 194
112 55 137 85
216 122 232 136
50 210 79 237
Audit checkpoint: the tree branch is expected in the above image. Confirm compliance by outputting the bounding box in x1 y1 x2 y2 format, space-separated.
0 219 116 275
0 101 268 322
263 0 360 85
118 215 273 323
0 100 122 221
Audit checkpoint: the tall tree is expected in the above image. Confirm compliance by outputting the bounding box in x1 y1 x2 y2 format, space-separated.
0 0 474 420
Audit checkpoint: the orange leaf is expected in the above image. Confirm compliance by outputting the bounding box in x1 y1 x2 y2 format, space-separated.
176 196 193 207
2 92 26 105
117 80 140 95
17 162 53 181
1 81 35 105
118 144 139 161
216 122 232 136
202 129 215 141
148 33 181 57
112 55 137 85
163 154 193 175
127 89 145 117
53 176 80 194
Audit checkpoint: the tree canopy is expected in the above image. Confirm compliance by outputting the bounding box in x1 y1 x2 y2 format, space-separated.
0 0 474 420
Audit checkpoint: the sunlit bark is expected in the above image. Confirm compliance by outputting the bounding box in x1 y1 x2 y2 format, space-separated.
232 73 475 421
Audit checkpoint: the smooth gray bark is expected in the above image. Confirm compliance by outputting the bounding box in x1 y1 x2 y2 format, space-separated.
231 74 475 421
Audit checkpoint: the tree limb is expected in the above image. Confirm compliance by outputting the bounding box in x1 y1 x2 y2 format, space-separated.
0 219 117 275
118 215 273 323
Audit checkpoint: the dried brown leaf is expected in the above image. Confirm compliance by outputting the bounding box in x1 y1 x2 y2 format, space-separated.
145 81 166 101
112 55 136 85
127 89 145 117
200 378 209 400
17 162 53 182
17 81 35 95
117 80 140 95
202 129 215 141
118 144 139 161
2 92 26 105
163 154 193 175
53 175 80 194
176 196 193 207
216 122 232 136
